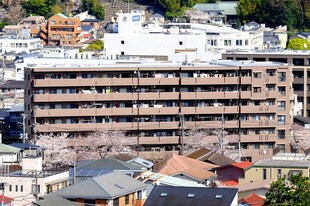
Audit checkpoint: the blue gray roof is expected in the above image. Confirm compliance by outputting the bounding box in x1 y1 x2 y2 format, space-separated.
9 143 41 150
81 19 100 23
151 13 164 18
144 186 238 206
33 194 78 206
81 25 93 32
79 158 145 171
55 171 147 199
9 103 24 113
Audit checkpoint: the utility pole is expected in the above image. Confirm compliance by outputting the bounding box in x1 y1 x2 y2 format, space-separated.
178 113 185 155
22 114 26 143
34 170 38 201
73 154 76 185
221 113 224 154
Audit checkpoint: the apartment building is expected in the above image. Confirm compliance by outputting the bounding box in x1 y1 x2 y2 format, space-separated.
222 50 310 117
40 13 82 46
0 37 42 55
24 58 293 161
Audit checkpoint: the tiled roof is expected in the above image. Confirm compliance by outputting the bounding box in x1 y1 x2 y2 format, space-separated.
221 180 238 186
231 161 252 170
230 179 271 192
187 148 236 166
33 194 78 206
153 153 217 181
239 193 265 206
55 171 147 199
112 153 136 162
79 158 144 171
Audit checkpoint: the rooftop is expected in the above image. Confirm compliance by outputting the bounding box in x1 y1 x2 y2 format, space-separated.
144 186 238 206
0 144 21 153
187 147 236 166
230 179 271 192
153 153 217 181
224 49 310 55
193 2 238 15
33 194 78 206
9 143 41 150
79 158 145 171
24 57 290 69
249 159 310 169
55 171 147 199
239 193 265 206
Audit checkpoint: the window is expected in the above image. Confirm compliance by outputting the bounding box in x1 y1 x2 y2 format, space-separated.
278 101 285 110
21 185 23 192
254 87 261 93
121 40 125 44
263 169 267 180
278 72 286 81
179 41 183 45
113 198 119 206
277 169 282 177
125 195 129 204
84 200 96 205
137 190 142 199
278 86 286 95
278 130 285 139
224 40 231 46
266 115 274 120
9 185 11 192
278 144 285 152
236 40 242 45
254 72 262 78
121 51 125 55
245 40 249 45
253 115 260 120
254 144 260 149
278 115 285 125
16 185 18 192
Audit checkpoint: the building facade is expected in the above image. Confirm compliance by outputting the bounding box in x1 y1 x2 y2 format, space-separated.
222 50 310 117
24 59 293 161
40 13 82 46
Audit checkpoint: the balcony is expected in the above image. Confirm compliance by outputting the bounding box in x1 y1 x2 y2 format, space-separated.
138 121 179 130
138 107 179 115
240 119 277 128
138 136 179 145
240 134 277 143
242 148 274 161
266 76 278 83
35 122 139 132
185 120 238 129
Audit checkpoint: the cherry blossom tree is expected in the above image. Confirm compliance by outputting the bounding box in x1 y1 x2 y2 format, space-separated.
184 129 240 160
73 130 137 159
35 133 75 168
291 125 310 153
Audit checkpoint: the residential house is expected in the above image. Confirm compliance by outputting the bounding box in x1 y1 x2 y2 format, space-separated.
193 1 238 26
149 13 165 23
239 159 310 184
215 161 252 182
187 147 236 166
144 186 238 206
70 158 146 183
55 171 148 206
33 194 79 206
9 143 43 157
230 179 271 199
0 144 22 165
135 170 207 187
40 13 82 46
238 193 265 206
112 153 154 169
153 154 217 184
0 156 70 205
3 16 45 38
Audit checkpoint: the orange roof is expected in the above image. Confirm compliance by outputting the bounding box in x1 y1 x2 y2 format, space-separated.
239 193 265 206
231 161 252 169
222 180 238 186
153 153 217 180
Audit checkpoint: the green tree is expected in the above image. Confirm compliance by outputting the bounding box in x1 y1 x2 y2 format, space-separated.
86 40 104 51
51 4 63 15
264 173 310 206
22 0 49 16
287 38 310 50
81 0 105 20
